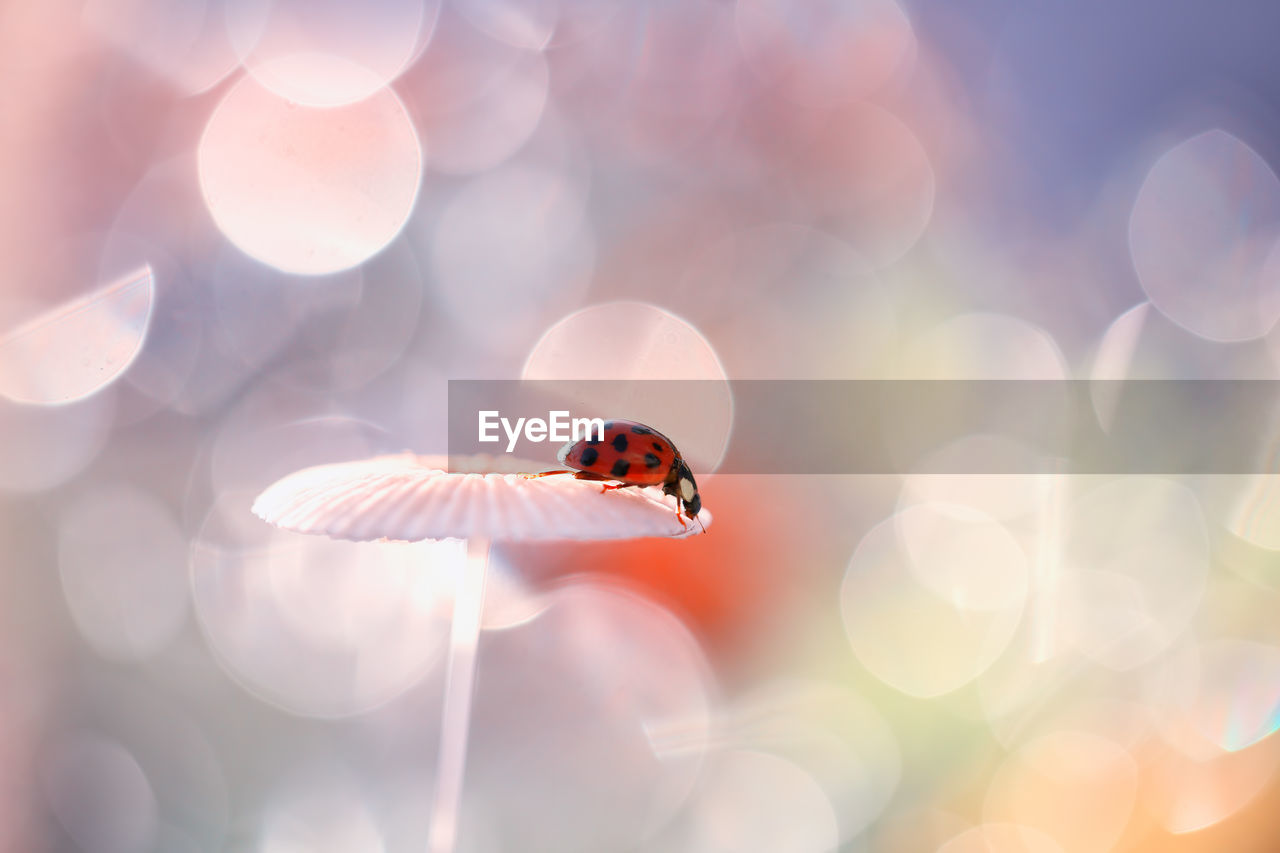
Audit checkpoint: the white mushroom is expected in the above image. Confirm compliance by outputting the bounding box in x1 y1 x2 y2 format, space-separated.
252 452 708 543
253 452 710 853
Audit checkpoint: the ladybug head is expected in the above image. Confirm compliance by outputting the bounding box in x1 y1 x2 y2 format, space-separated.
673 459 700 517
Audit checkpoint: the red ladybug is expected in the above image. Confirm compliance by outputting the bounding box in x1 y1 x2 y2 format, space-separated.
556 419 702 524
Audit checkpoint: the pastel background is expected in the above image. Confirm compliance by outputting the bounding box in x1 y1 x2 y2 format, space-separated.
4 1 1280 851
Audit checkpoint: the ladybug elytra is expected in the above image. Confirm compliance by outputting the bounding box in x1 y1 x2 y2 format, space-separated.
556 419 702 524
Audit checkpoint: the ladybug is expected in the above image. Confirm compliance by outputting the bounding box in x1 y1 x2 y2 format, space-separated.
556 419 702 525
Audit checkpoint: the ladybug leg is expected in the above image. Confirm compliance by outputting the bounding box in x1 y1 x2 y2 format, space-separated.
599 481 650 496
526 469 573 478
567 472 652 496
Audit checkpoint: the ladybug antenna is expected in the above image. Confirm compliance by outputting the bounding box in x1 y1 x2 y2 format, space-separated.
681 504 705 535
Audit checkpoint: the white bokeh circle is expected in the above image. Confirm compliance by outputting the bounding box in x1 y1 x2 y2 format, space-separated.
224 0 438 107
1129 129 1280 342
523 301 732 473
198 70 422 275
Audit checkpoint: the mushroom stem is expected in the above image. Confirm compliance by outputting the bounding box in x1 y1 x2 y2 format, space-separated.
426 536 490 853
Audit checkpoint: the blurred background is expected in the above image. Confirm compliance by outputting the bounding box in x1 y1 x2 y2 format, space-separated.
5 0 1280 850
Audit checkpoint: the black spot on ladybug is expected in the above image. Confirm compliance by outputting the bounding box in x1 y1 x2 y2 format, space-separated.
586 437 600 446
580 447 599 467
610 459 630 478
630 424 654 435
603 421 615 431
652 441 664 452
611 433 628 452
644 453 661 469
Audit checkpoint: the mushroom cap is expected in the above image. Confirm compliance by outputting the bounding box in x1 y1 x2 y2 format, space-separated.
252 453 711 543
